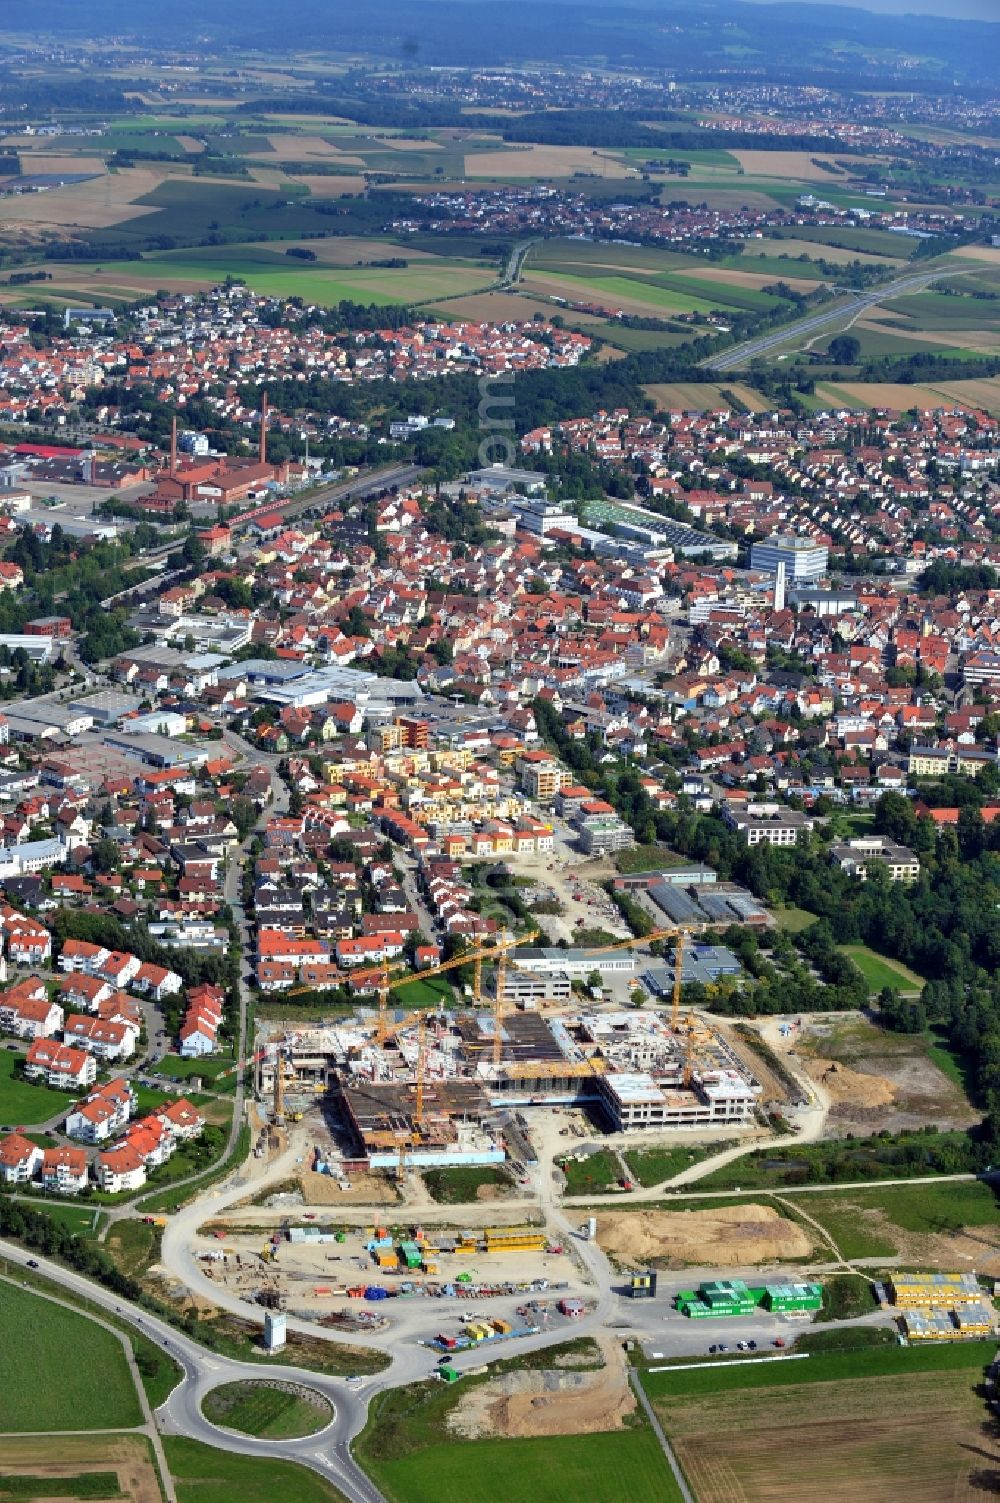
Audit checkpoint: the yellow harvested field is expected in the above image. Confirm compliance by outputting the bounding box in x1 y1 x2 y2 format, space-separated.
949 244 1000 266
660 1369 992 1503
0 167 167 230
930 377 1000 412
816 381 968 411
382 137 444 152
174 135 205 154
644 381 771 412
264 133 365 165
733 150 872 179
466 145 637 178
744 236 901 265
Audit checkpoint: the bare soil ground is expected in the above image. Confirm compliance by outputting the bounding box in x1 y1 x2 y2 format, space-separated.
447 1337 635 1440
803 1057 895 1109
596 1204 811 1269
793 1016 977 1133
660 1369 994 1503
296 1167 398 1205
733 150 874 179
0 1436 161 1503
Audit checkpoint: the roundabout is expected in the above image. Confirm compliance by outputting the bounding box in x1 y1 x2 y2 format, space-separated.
202 1378 334 1441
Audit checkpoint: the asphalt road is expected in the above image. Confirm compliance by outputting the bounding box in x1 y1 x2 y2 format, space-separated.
701 267 956 372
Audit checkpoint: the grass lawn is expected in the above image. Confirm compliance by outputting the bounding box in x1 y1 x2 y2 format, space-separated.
772 905 818 933
422 1164 514 1203
31 1202 105 1239
561 1148 622 1195
201 1381 331 1439
392 976 455 1009
0 1282 142 1431
615 846 687 874
839 945 925 994
0 1051 70 1126
147 1054 237 1092
164 1438 347 1503
622 1143 732 1188
923 1027 977 1100
642 1337 992 1398
693 1127 982 1194
800 1179 999 1259
105 1218 162 1280
371 1432 681 1503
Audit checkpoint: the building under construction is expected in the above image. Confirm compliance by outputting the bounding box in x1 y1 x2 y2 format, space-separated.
257 999 762 1169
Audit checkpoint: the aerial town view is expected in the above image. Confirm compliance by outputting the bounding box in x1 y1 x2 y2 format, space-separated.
2 0 1000 1497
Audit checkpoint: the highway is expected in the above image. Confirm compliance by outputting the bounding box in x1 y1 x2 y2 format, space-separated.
701 266 957 372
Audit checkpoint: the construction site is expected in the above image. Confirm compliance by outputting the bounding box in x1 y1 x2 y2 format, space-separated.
255 928 764 1174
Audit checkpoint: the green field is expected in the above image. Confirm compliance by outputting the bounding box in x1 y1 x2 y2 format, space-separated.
561 1148 622 1195
422 1163 513 1203
29 1202 105 1239
614 846 689 874
163 1438 347 1503
692 1128 984 1192
0 1050 70 1126
0 1471 122 1498
358 1379 682 1503
772 905 819 933
139 255 493 305
392 975 455 1008
148 1053 237 1091
622 1143 731 1188
782 1178 999 1260
0 1282 142 1431
642 1336 992 1398
525 268 731 314
838 944 925 993
201 1381 331 1439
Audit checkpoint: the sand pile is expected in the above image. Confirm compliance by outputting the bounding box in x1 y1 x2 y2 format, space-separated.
805 1057 895 1108
596 1204 811 1268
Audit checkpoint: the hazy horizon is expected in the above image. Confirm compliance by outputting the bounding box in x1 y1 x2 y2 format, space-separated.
744 0 999 20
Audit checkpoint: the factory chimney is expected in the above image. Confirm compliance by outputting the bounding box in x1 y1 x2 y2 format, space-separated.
259 392 268 467
774 560 787 614
169 415 177 478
